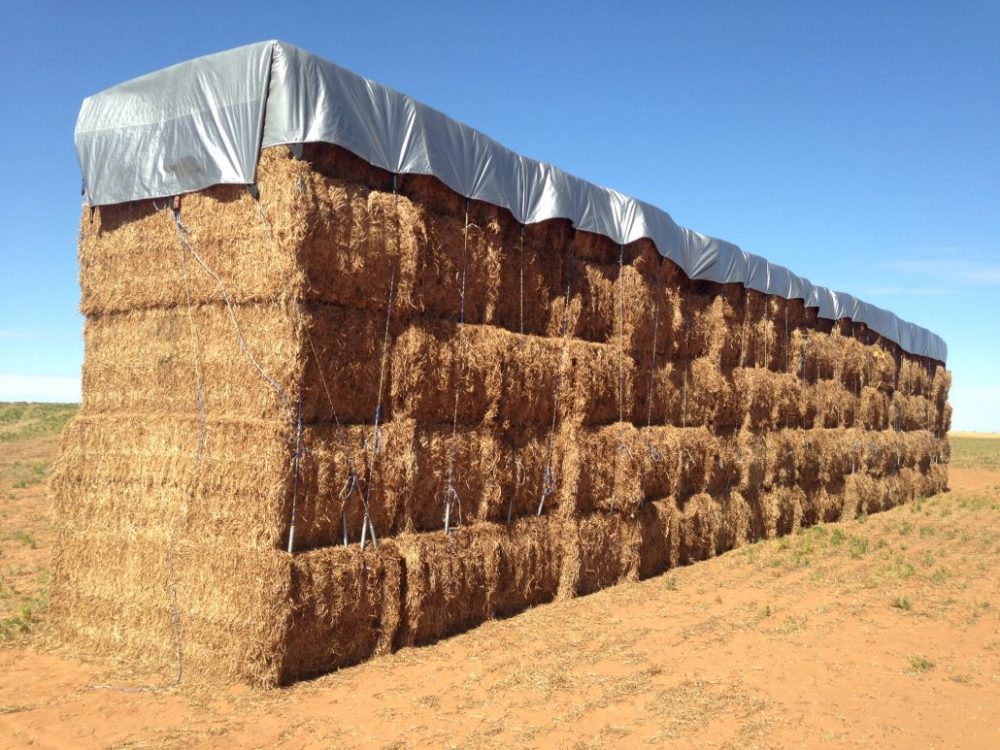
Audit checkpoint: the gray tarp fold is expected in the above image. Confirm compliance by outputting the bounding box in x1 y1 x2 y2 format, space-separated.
74 40 947 362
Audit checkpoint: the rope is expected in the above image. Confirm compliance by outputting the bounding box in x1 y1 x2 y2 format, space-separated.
443 200 472 534
763 296 769 369
645 294 662 431
173 210 294 427
304 325 369 544
799 331 809 380
507 224 525 525
784 304 790 374
360 267 397 550
252 187 366 547
503 225 528 522
174 232 206 463
638 280 663 502
519 224 525 337
537 247 575 517
507 444 526 524
681 314 690 427
338 458 363 545
287 397 304 553
157 236 193 688
617 245 626 426
758 433 768 488
783 306 791 430
89 202 198 693
182 193 308 552
739 287 750 368
892 353 901 433
611 243 626 513
163 545 183 685
305 327 341 427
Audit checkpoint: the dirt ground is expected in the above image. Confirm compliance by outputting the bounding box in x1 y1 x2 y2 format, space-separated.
1 412 997 749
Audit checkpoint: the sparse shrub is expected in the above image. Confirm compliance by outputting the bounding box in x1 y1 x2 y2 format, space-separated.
849 536 869 559
908 656 934 673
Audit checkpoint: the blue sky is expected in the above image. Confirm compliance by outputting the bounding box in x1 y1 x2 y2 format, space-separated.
0 1 997 430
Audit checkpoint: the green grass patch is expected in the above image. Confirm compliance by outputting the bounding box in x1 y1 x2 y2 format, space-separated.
908 655 935 674
957 494 998 512
2 530 37 548
0 402 77 443
931 567 951 584
949 436 1000 470
0 580 47 643
0 601 42 643
4 460 50 489
848 535 869 559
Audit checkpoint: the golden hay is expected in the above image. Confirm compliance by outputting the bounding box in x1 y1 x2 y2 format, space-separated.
677 493 721 563
79 149 310 316
55 140 952 687
50 532 293 686
281 542 402 682
390 321 634 428
637 498 680 579
565 512 641 596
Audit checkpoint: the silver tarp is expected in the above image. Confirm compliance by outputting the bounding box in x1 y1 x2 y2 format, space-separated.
75 40 947 362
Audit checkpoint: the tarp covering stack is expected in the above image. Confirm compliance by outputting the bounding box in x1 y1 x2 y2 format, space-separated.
52 43 950 686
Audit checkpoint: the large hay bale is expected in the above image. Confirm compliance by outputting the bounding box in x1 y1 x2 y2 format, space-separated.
78 150 310 315
396 526 495 646
50 532 293 687
637 498 680 579
560 513 641 597
281 543 402 681
52 415 291 548
390 321 634 428
486 517 564 617
677 493 721 564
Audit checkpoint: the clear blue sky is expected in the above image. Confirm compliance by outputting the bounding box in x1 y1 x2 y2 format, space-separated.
0 1 997 430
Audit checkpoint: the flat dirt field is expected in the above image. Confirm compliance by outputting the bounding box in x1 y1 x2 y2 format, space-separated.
1 404 997 749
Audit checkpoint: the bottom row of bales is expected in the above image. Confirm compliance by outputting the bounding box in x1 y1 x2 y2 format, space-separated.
50 466 945 687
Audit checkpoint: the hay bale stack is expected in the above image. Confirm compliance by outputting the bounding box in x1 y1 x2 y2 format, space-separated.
54 144 950 686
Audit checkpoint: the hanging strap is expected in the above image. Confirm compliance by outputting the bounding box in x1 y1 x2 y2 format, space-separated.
359 267 397 550
443 199 472 533
537 244 575 517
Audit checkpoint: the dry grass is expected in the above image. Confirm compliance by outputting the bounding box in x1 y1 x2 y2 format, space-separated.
0 403 73 642
0 403 76 444
950 433 1000 469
